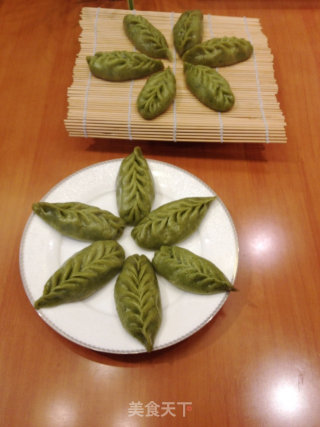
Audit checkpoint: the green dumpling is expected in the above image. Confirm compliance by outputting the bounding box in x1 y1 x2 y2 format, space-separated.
114 254 162 352
34 240 125 309
182 36 253 67
137 67 176 120
184 62 235 112
153 245 235 294
86 51 164 81
123 14 172 60
32 202 125 241
116 146 155 225
173 10 203 57
131 196 215 250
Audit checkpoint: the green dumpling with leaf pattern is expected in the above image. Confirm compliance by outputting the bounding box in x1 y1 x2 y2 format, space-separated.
114 254 162 352
182 36 253 67
32 202 125 241
131 196 216 249
116 147 155 226
173 10 203 57
137 67 176 120
87 51 164 81
123 14 172 60
153 245 235 294
184 62 235 112
34 240 125 309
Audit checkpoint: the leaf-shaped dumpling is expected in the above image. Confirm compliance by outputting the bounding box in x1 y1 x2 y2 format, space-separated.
137 67 176 120
34 240 125 309
184 62 235 112
131 196 215 250
114 254 162 352
123 14 172 60
173 10 203 57
116 146 154 226
153 246 235 294
32 202 125 241
182 36 253 67
86 51 164 81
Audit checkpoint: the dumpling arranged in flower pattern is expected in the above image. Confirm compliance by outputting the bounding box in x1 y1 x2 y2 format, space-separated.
182 36 253 67
86 10 254 116
116 146 155 225
173 10 203 57
153 245 235 294
123 14 172 60
131 196 216 249
31 146 236 352
184 62 235 112
137 67 176 120
34 240 125 309
87 51 164 82
114 254 162 352
32 202 125 241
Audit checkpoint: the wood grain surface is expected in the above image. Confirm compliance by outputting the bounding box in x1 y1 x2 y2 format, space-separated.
1 0 320 426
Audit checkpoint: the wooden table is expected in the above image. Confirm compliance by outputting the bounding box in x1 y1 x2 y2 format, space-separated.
1 0 320 425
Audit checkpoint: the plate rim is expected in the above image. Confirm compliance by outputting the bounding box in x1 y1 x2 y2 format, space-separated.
19 157 239 354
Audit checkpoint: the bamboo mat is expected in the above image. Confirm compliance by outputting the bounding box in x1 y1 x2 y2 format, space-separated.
65 8 286 143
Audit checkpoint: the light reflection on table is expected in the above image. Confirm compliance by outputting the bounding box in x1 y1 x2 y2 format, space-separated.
45 397 78 427
271 380 306 416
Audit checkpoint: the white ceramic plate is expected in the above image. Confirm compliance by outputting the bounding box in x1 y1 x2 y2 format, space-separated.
19 159 239 353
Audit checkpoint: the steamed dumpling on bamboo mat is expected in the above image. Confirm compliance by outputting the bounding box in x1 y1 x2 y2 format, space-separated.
86 51 164 81
137 67 176 120
184 62 235 112
182 36 253 67
173 10 203 57
123 14 172 60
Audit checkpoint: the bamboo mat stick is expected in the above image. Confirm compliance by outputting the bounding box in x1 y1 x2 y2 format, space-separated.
65 8 286 143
